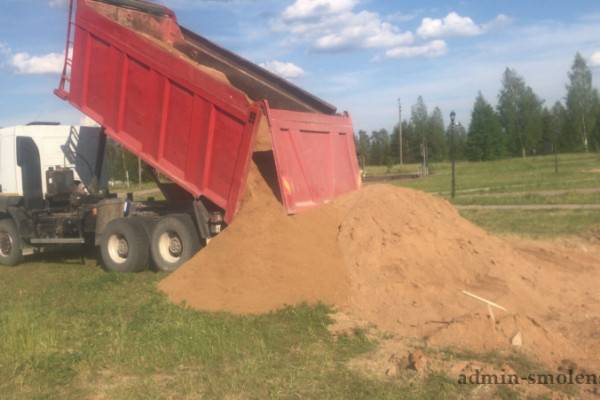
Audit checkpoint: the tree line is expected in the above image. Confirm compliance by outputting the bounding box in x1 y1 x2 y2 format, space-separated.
357 52 600 166
106 140 152 186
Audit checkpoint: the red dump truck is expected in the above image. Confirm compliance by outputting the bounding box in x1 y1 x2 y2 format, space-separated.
0 0 360 272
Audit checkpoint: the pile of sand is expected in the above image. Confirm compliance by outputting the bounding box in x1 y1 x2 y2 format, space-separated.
159 146 600 369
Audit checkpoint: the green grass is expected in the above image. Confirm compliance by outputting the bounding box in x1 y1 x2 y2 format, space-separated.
0 255 473 400
111 181 158 193
453 191 600 206
364 164 424 176
459 209 600 237
387 153 600 195
366 153 600 237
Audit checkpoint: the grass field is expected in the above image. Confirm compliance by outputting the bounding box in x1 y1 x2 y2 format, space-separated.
367 153 600 237
3 154 597 399
0 254 473 400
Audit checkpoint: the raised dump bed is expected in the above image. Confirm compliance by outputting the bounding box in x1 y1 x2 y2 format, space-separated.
55 0 361 223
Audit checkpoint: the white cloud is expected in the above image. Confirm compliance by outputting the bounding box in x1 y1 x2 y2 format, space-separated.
313 13 414 50
385 40 447 59
282 0 357 20
274 4 509 58
48 0 67 7
10 52 64 75
0 42 67 75
274 1 413 51
260 60 305 79
483 14 514 31
417 12 482 38
591 51 600 68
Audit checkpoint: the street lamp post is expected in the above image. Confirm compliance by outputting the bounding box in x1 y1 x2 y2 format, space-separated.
450 111 456 199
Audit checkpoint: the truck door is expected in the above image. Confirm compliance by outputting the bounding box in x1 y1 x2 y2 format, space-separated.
16 137 44 209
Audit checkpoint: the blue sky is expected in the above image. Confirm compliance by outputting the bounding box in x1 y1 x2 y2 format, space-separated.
1 0 600 132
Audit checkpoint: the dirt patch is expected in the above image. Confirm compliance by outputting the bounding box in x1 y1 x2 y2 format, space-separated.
328 314 578 399
581 168 600 174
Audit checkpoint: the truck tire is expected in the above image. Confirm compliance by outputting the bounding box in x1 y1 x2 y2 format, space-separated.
100 218 149 273
150 215 201 272
0 219 23 267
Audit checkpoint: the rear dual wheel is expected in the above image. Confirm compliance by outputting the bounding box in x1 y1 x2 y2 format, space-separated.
100 218 150 273
150 215 201 272
99 215 201 273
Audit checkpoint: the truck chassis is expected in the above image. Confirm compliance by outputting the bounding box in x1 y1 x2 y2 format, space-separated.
0 127 219 272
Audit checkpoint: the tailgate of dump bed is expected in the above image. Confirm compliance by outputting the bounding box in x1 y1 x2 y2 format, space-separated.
266 105 362 214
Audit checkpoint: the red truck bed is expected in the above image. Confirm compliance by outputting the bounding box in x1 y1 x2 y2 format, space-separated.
55 0 361 223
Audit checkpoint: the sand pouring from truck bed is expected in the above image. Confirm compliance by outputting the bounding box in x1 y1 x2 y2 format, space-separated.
158 156 350 314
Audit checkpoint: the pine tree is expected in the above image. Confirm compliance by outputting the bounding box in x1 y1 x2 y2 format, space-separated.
521 86 544 155
566 52 599 151
550 101 567 152
446 122 468 161
540 107 553 154
466 92 503 161
401 121 420 164
428 107 447 161
497 68 543 157
411 96 429 142
369 129 391 165
594 107 600 149
390 124 400 163
356 130 370 167
454 123 468 160
497 68 521 156
411 96 430 168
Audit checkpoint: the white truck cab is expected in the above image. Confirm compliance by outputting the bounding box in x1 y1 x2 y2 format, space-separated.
0 123 111 267
0 124 82 196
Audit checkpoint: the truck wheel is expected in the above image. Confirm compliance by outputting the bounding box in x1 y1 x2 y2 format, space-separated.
100 218 149 273
0 219 23 267
150 215 201 272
